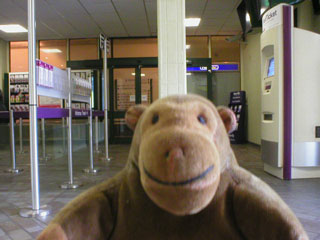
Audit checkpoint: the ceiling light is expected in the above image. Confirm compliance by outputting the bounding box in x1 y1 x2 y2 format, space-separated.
41 49 62 53
260 7 267 15
186 45 190 49
131 73 145 76
186 73 192 76
0 24 27 33
185 18 201 27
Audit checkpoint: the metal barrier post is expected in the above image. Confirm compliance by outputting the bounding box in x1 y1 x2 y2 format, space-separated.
18 118 26 154
94 115 100 153
83 100 99 174
40 118 50 161
62 118 66 153
59 118 66 154
20 0 50 218
60 68 82 189
5 110 23 174
101 38 111 161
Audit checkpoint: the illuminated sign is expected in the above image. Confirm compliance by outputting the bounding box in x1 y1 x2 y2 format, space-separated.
187 64 239 72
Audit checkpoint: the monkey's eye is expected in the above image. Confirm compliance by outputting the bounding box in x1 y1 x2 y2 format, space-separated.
152 114 159 124
197 115 206 125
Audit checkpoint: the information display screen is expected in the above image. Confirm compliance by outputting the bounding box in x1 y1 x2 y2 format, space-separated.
267 57 275 77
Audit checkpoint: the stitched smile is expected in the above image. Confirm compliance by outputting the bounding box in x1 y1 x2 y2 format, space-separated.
143 165 214 186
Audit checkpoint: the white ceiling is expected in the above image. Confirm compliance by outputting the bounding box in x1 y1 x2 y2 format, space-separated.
0 0 242 41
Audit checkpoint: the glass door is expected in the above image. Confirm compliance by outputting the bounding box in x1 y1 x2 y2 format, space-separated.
187 72 208 98
108 58 158 144
110 68 136 143
140 67 159 104
186 58 213 102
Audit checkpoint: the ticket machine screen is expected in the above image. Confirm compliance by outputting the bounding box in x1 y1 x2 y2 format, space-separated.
267 57 275 77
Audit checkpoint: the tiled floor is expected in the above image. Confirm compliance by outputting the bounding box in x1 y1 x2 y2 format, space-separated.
0 143 319 240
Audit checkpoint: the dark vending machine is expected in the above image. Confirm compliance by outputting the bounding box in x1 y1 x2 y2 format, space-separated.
228 91 246 144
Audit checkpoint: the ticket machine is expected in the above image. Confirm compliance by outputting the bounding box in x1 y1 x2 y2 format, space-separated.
261 4 320 179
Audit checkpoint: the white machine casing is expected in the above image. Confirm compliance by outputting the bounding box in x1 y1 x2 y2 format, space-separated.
261 4 320 179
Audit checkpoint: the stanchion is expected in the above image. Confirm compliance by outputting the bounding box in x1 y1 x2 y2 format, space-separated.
100 38 112 161
94 115 101 154
19 0 50 218
18 118 26 154
40 118 50 161
83 102 99 174
62 118 66 153
60 68 82 189
5 110 23 174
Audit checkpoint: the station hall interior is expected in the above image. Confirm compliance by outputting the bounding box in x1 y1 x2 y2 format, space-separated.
0 0 320 239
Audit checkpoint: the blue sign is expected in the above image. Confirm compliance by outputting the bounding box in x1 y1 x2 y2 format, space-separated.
187 64 239 72
212 64 239 71
187 66 208 72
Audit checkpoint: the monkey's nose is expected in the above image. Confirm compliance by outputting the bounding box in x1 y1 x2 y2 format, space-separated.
168 148 184 160
166 147 184 174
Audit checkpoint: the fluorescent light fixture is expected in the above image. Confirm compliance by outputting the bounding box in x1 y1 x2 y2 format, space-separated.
131 73 146 76
186 72 192 76
41 49 62 53
186 45 190 49
0 24 27 33
185 18 201 27
246 13 251 23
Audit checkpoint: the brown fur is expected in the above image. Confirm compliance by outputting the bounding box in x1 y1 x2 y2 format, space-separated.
38 94 308 240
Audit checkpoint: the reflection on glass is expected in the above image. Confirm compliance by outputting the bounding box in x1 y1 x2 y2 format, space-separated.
187 72 207 98
70 39 98 60
114 68 136 111
10 41 28 72
211 36 240 63
186 36 209 58
40 40 67 69
113 38 158 57
141 68 159 102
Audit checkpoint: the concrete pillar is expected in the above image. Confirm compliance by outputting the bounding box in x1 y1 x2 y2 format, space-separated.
157 0 186 98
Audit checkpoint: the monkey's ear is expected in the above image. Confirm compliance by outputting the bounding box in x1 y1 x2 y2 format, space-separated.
125 105 148 130
217 106 237 134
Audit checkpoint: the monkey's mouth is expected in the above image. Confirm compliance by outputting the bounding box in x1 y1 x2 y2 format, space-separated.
143 165 214 187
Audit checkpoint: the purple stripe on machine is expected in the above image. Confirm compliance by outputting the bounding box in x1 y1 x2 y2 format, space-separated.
283 5 292 180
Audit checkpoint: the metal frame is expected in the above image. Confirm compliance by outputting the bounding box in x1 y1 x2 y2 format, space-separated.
20 0 51 218
40 118 50 161
83 99 100 173
4 110 23 174
60 68 84 188
108 59 157 144
18 117 26 154
101 38 112 161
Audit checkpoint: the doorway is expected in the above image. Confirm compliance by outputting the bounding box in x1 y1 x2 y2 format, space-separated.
109 58 158 144
186 58 213 102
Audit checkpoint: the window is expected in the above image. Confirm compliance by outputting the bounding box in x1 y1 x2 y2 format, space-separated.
70 39 98 60
186 36 209 58
10 41 28 72
113 38 158 58
39 40 67 68
211 36 240 63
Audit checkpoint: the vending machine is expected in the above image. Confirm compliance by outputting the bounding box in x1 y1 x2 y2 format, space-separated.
261 4 320 179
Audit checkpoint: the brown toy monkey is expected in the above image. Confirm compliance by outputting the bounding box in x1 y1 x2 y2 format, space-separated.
38 95 308 240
